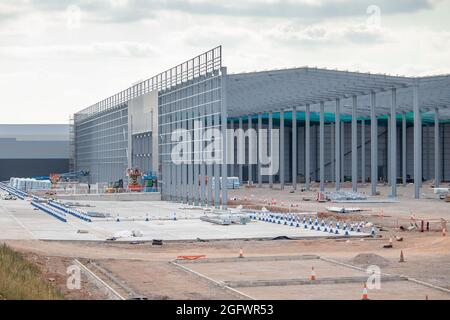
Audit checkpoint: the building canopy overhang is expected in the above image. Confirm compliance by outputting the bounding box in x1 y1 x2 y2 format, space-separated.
227 67 450 121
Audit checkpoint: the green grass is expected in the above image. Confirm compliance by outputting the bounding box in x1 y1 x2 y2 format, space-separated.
0 244 64 300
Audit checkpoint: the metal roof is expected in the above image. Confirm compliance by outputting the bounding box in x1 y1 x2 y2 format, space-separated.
227 67 450 120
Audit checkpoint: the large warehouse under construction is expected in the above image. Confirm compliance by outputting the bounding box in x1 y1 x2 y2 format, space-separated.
72 46 450 207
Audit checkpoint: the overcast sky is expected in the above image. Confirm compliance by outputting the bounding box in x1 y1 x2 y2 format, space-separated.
1 0 449 124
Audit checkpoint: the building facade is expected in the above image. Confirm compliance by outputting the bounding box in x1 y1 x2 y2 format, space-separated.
72 46 450 206
0 124 70 181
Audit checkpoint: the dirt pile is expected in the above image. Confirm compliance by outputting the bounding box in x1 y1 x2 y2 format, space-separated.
350 253 391 268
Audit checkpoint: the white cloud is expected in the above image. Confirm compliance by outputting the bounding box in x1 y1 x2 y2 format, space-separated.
0 0 449 123
0 42 158 59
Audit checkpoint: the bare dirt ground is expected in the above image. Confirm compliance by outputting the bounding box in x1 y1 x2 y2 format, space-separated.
4 230 450 299
21 252 108 300
2 182 449 300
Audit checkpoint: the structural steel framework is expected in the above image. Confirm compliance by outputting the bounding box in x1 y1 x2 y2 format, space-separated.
227 68 450 200
73 46 450 206
159 47 227 208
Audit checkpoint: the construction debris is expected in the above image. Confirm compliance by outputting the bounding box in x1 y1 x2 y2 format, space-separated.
326 207 362 213
112 230 143 238
326 191 367 201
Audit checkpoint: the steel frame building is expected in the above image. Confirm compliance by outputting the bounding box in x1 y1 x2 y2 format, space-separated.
73 46 450 207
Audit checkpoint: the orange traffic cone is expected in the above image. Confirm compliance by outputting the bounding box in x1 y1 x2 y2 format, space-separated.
362 283 369 300
239 248 244 258
399 250 405 263
310 267 316 281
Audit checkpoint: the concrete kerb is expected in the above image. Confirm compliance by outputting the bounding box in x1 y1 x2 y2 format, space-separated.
73 259 125 300
175 255 320 264
223 275 408 288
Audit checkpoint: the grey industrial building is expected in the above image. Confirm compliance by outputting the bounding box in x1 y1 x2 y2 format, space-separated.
0 124 70 181
72 46 450 207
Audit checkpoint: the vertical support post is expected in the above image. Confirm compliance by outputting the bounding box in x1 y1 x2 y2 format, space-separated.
193 105 200 206
361 120 365 184
280 110 285 190
352 96 358 192
435 108 440 188
335 99 341 190
176 95 182 202
413 83 421 199
402 112 407 187
238 117 243 184
200 100 206 206
331 122 335 183
214 111 220 209
221 67 228 209
206 108 213 207
390 88 397 197
257 113 263 188
341 121 345 183
292 107 297 190
248 115 253 184
269 111 274 188
387 114 391 185
305 104 310 190
319 102 325 192
371 91 378 196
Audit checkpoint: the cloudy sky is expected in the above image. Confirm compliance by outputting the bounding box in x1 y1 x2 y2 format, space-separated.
1 0 449 124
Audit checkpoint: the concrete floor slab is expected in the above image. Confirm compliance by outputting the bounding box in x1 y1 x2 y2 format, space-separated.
0 193 367 241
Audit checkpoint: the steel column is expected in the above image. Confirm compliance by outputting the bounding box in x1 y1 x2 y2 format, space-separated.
335 99 341 190
319 102 325 192
305 104 310 190
352 96 358 192
248 115 253 184
269 111 274 188
402 112 407 187
341 121 345 184
371 91 378 196
413 84 421 199
435 108 440 188
280 110 285 190
390 88 397 197
238 117 243 184
221 67 228 209
292 107 297 190
361 120 365 184
257 113 263 188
